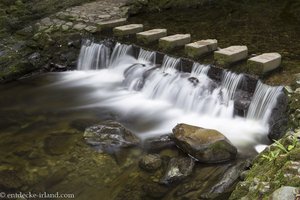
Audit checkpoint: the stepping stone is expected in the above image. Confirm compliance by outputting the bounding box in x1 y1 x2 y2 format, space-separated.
185 39 218 58
113 24 143 36
159 34 191 50
96 18 127 29
247 53 281 75
136 29 167 44
214 46 248 65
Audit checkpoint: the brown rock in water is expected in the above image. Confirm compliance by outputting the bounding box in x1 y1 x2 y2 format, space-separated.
172 123 237 163
83 120 140 151
139 154 162 172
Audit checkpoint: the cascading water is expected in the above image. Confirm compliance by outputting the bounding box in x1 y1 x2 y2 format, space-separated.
161 55 180 74
77 41 110 70
221 71 244 104
109 43 133 67
247 81 283 125
191 62 210 76
70 41 284 152
138 48 156 63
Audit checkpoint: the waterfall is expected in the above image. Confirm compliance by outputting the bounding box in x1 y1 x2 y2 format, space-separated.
76 41 283 125
191 62 210 76
109 43 133 67
138 49 156 63
247 81 283 124
161 55 180 74
221 71 244 104
77 41 110 70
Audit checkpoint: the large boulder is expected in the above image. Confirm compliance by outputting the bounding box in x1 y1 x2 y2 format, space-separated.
172 123 237 163
83 121 140 152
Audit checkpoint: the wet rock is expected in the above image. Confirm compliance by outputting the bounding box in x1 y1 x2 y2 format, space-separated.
188 77 199 86
234 90 252 117
83 121 140 152
49 62 67 71
173 123 237 163
268 92 288 140
201 161 251 198
160 157 194 184
270 186 299 200
84 25 97 33
143 134 175 151
44 134 73 156
73 23 86 31
141 183 169 198
139 154 162 171
28 52 41 66
0 170 22 190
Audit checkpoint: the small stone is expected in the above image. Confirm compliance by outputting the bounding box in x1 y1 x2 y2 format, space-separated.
96 18 127 29
295 88 300 94
284 86 294 94
73 23 87 31
40 17 51 26
61 25 69 31
66 22 73 27
98 14 111 19
160 157 194 185
214 46 248 65
84 25 97 33
139 154 162 171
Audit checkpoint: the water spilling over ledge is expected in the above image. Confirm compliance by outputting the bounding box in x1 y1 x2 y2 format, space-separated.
74 40 288 152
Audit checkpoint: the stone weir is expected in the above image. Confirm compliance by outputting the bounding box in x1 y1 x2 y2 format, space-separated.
78 39 288 141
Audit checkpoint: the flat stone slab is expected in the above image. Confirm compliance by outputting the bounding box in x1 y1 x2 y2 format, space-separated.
185 39 218 58
159 34 191 50
96 18 127 29
214 46 248 65
113 24 143 36
137 29 167 44
248 53 281 75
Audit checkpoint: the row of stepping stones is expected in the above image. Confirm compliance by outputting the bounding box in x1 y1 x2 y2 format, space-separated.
97 20 282 76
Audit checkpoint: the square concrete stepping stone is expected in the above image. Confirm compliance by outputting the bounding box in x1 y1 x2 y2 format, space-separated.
248 53 281 75
113 24 143 36
185 39 218 58
96 18 127 29
159 34 191 51
214 46 248 65
136 29 167 44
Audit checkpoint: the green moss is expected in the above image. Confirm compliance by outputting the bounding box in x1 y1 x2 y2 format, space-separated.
230 133 300 199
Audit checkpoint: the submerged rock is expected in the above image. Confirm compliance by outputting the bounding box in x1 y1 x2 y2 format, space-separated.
172 123 237 163
160 157 194 185
83 121 140 152
143 134 175 151
139 154 162 172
